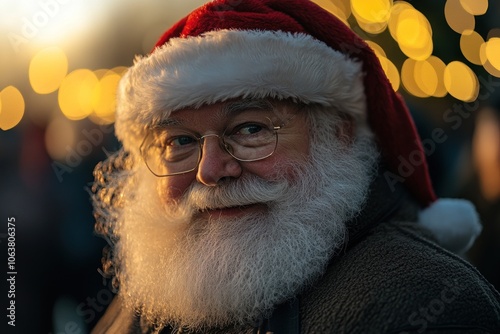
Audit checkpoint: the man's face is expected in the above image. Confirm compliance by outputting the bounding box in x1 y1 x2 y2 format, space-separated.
156 100 311 212
113 100 378 330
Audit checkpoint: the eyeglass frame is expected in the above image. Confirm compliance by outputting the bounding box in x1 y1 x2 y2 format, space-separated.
139 114 294 177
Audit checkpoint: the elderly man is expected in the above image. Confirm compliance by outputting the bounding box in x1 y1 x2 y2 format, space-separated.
91 0 500 333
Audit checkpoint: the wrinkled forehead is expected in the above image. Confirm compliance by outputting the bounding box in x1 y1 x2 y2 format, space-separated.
157 98 303 129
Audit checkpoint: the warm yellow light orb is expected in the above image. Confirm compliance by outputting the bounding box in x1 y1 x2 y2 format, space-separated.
414 60 438 97
394 8 433 60
92 71 121 124
365 40 387 58
0 86 25 130
58 69 99 120
377 55 400 92
426 56 448 97
460 30 485 65
388 1 415 42
444 61 479 102
29 47 68 94
460 0 488 16
485 38 500 71
445 0 475 34
351 0 392 23
401 59 429 98
352 0 392 34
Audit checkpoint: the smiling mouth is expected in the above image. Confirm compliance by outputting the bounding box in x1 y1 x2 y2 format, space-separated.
198 203 266 218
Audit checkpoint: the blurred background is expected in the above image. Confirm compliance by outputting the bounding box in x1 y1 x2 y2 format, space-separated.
0 0 499 332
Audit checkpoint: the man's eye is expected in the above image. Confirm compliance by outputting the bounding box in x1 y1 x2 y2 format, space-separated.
167 135 196 147
234 123 265 135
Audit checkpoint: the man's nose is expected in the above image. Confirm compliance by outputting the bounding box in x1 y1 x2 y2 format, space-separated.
196 135 242 186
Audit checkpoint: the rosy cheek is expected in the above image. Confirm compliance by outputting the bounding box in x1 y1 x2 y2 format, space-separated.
158 173 196 204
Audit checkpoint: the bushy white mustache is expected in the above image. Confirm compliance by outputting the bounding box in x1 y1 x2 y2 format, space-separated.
183 175 289 211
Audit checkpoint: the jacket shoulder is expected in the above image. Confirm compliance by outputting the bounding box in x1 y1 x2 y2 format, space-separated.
300 221 500 333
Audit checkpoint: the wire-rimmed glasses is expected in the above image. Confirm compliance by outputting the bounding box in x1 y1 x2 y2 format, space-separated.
140 115 287 177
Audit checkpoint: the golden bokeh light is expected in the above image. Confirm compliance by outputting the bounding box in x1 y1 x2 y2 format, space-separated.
365 41 395 89
479 42 500 77
45 116 76 161
351 0 392 23
399 38 433 61
365 40 386 58
485 37 500 71
444 61 479 102
92 71 121 124
351 0 392 34
426 56 448 97
0 86 25 130
460 30 485 65
392 7 433 60
58 69 99 120
460 0 488 16
395 9 432 47
357 20 388 35
401 59 429 98
29 47 69 94
445 0 475 34
88 112 114 125
377 55 400 92
482 59 500 78
479 42 487 64
414 59 438 97
388 1 415 42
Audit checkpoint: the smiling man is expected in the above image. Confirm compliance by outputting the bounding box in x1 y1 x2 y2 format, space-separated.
91 1 500 333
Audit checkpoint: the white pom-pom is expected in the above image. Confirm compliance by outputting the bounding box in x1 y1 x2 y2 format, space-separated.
418 199 482 254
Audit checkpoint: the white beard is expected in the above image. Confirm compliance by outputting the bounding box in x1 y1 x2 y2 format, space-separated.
113 114 379 331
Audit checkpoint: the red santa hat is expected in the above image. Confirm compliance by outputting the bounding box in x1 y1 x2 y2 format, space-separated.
115 0 480 253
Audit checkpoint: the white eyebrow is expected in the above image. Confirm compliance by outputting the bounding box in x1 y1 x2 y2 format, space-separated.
156 118 183 127
220 99 275 118
153 99 275 129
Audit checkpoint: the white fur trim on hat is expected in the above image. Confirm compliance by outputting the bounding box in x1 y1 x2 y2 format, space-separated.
115 29 366 154
418 198 482 254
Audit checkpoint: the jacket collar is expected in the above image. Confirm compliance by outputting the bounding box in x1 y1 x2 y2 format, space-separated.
343 164 418 251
